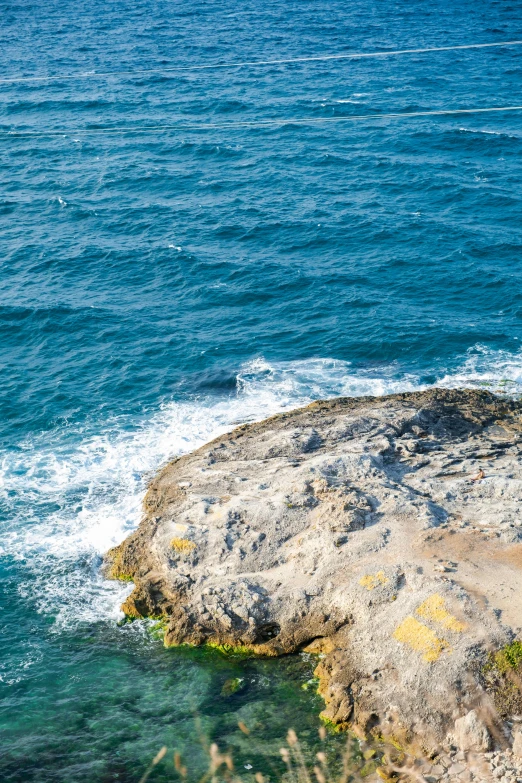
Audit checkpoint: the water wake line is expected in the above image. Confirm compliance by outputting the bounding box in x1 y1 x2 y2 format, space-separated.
4 105 522 138
1 39 521 84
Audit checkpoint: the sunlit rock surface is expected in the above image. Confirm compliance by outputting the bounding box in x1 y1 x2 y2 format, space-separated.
107 389 522 749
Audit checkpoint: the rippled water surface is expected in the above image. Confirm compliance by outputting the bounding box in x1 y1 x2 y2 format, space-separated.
1 0 522 780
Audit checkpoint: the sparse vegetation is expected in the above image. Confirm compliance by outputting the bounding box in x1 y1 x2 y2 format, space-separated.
482 641 522 717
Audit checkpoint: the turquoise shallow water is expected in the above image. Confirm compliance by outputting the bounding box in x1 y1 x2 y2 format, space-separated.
2 0 522 779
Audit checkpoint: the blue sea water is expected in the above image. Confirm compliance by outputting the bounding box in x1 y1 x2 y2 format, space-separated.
1 0 522 779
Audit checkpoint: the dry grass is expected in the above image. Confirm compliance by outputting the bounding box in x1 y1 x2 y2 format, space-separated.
136 724 432 783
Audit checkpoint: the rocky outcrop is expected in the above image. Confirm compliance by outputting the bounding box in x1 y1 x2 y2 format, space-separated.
106 388 522 751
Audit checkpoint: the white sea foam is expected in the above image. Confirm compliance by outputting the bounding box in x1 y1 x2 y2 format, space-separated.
458 127 519 139
3 347 522 629
437 344 522 394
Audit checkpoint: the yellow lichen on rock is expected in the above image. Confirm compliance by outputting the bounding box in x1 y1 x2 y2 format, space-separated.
170 537 196 553
393 616 448 662
302 637 335 654
415 594 467 633
359 571 389 590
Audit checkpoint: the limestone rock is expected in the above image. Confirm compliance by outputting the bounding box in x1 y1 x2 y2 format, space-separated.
105 388 522 748
454 710 491 752
513 730 522 758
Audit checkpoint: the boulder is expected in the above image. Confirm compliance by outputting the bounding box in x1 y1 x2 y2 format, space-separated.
454 710 491 752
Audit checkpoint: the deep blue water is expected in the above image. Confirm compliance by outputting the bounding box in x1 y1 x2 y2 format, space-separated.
1 0 522 780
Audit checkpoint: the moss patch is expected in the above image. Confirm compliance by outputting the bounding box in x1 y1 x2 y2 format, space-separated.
206 641 255 657
112 572 134 582
318 714 346 733
490 640 522 673
148 618 169 641
482 640 522 717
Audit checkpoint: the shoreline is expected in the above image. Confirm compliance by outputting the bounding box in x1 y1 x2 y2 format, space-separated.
107 388 522 774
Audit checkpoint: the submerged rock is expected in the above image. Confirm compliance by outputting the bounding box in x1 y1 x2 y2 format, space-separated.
106 388 522 750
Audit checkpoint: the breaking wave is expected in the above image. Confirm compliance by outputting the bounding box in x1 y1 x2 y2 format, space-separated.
3 345 522 629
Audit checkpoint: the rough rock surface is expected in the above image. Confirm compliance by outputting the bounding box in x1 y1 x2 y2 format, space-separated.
106 389 522 750
454 710 491 753
513 730 522 759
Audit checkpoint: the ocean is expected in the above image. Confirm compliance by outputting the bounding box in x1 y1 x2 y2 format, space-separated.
1 0 522 779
